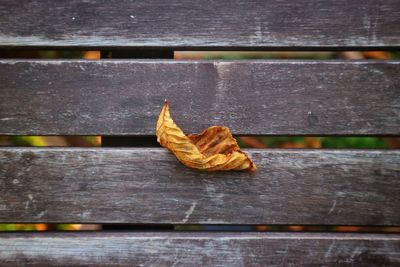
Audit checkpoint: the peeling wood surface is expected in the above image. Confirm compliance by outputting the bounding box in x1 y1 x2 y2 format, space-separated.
1 148 399 225
0 0 399 49
0 232 399 266
1 60 400 135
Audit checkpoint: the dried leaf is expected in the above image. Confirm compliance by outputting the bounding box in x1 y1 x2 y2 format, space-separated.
156 101 256 172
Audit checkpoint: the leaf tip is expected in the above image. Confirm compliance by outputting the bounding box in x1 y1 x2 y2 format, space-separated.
248 162 257 174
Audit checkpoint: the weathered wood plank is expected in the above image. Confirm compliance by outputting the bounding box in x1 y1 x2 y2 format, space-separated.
0 232 399 266
0 0 399 49
1 148 399 225
1 60 399 135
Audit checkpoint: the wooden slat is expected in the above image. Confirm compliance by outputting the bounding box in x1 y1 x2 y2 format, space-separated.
1 60 400 135
1 148 399 225
0 0 399 49
0 232 399 266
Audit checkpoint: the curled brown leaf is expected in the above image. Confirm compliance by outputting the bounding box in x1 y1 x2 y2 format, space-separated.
156 101 256 172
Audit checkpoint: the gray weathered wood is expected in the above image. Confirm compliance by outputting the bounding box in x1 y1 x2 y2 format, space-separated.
0 0 399 49
0 232 399 266
1 148 399 225
1 60 399 135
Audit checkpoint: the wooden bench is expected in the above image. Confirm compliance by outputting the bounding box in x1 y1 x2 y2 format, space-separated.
1 0 400 265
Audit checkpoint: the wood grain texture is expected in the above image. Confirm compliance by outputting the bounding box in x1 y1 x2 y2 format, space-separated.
1 148 399 225
0 232 399 266
1 60 400 135
0 0 399 49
